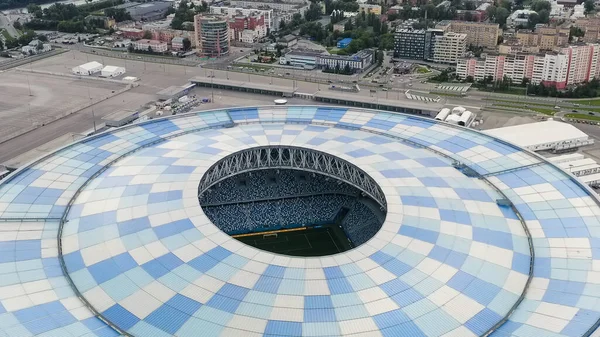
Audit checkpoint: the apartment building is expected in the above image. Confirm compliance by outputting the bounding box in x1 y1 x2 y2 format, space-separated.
358 4 381 15
433 32 466 64
228 14 267 43
575 18 600 43
210 6 275 32
132 39 168 52
457 44 600 89
436 20 500 49
516 25 569 50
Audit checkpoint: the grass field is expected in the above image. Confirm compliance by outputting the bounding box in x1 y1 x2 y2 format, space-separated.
565 113 600 121
492 103 555 115
571 99 600 106
235 225 352 256
485 99 555 107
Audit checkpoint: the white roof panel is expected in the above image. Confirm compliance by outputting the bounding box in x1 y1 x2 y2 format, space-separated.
77 61 103 70
548 153 585 164
102 65 123 72
483 120 589 148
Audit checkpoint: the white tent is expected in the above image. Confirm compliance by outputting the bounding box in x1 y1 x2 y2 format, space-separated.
101 65 126 78
72 61 103 75
484 120 593 152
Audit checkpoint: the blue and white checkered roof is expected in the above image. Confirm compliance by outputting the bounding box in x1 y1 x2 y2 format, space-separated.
0 105 599 337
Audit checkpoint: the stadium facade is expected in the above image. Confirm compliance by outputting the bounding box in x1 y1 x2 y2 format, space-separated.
0 106 599 337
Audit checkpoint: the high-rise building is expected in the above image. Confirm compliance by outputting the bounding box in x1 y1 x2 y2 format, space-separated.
433 32 467 64
394 29 426 60
194 14 230 57
436 20 500 49
425 29 444 61
394 28 464 64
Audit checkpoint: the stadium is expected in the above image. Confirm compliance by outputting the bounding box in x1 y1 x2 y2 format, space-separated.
0 105 598 337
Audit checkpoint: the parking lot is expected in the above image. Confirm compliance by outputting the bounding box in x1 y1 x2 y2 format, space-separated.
0 70 126 144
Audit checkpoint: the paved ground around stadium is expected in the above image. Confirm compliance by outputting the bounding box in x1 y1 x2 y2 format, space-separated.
0 87 318 166
0 71 124 144
4 49 600 170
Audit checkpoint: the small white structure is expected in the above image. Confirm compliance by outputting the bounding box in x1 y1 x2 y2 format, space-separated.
445 114 461 124
484 120 593 152
274 99 288 105
72 61 103 76
435 108 450 121
458 111 473 126
452 106 466 115
122 76 139 83
21 40 51 55
101 65 126 78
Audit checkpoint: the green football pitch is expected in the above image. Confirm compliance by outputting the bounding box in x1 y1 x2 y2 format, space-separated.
234 224 353 257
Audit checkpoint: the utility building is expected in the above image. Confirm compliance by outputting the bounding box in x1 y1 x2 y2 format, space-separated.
72 61 103 75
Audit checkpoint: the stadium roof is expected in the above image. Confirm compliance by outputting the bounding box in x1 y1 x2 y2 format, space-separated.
483 120 589 149
0 106 599 337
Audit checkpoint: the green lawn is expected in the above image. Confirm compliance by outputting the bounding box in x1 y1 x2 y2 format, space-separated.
493 103 555 115
571 99 600 106
477 86 527 95
574 107 600 113
416 66 431 74
485 98 556 107
565 113 600 121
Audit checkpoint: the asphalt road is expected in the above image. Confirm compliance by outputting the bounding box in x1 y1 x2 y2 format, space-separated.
0 14 19 38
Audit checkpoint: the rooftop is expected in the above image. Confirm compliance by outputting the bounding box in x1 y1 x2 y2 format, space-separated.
483 120 590 148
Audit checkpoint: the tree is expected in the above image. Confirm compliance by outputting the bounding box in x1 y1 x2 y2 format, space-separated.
585 0 595 13
148 45 153 52
538 9 549 24
532 0 551 12
528 13 540 29
376 49 384 65
343 63 351 74
279 19 286 30
570 26 585 42
143 30 152 39
182 37 191 51
13 20 21 30
495 7 510 27
36 40 43 50
304 2 322 21
0 38 3 51
199 0 208 12
127 44 134 53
